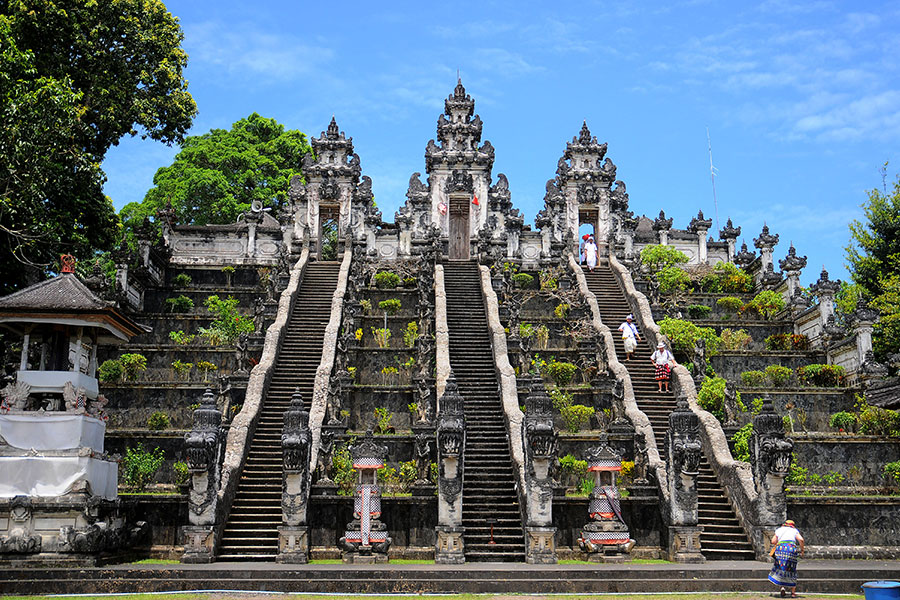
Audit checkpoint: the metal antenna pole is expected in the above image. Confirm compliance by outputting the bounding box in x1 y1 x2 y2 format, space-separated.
707 127 720 233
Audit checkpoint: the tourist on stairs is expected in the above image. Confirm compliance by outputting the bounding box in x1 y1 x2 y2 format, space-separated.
617 314 641 361
583 235 598 271
768 519 805 598
650 342 673 393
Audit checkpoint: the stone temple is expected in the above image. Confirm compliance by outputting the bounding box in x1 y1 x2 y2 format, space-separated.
1 81 898 569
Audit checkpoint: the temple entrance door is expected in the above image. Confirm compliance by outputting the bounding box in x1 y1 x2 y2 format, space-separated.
448 196 470 260
319 205 339 261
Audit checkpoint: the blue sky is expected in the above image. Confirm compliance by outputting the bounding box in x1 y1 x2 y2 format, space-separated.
102 0 900 284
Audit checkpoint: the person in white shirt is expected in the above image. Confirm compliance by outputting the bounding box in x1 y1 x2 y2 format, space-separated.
617 314 641 361
583 236 598 271
768 519 805 597
649 341 673 393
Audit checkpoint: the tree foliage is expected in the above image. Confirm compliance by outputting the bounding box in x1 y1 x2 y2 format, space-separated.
846 172 900 357
122 113 313 227
0 0 196 291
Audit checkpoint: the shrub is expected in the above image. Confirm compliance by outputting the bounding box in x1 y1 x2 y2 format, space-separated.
169 330 196 345
173 273 192 288
332 442 356 495
560 404 595 433
197 361 217 381
147 411 171 431
222 266 235 274
98 359 123 383
829 411 857 432
512 273 534 288
554 303 570 319
399 460 417 486
380 366 399 384
640 244 689 272
884 461 900 488
119 353 148 381
717 296 745 314
740 370 766 388
765 365 793 387
657 266 691 293
558 454 589 483
686 304 712 319
858 405 900 437
173 461 190 485
742 290 786 320
549 389 573 411
732 423 753 462
658 318 721 356
403 277 417 288
374 271 401 289
359 299 373 315
764 333 810 351
379 298 402 315
171 359 193 380
720 328 752 351
698 376 731 421
796 364 845 387
539 270 558 290
121 444 165 491
546 360 578 386
165 295 194 313
403 321 418 348
715 262 754 293
354 328 363 341
371 327 391 348
200 295 255 345
374 407 394 434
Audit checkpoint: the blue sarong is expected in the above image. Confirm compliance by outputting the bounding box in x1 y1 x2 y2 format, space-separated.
768 541 800 587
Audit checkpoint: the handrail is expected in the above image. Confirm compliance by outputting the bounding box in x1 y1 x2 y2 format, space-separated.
568 254 669 510
435 265 451 401
307 249 353 472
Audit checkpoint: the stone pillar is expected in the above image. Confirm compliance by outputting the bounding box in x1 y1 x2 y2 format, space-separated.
778 244 807 302
435 372 466 564
753 224 779 279
182 388 224 563
279 389 311 563
521 378 558 564
688 211 712 265
751 397 793 554
667 395 704 563
810 268 841 329
719 219 741 263
653 210 673 246
853 305 880 366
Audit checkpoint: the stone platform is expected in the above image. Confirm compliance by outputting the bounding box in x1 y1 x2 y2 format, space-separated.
2 559 898 595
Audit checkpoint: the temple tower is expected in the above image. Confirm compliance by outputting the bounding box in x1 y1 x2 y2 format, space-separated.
286 118 381 259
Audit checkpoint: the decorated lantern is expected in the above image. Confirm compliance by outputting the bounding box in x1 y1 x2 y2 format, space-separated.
339 431 391 563
578 435 635 562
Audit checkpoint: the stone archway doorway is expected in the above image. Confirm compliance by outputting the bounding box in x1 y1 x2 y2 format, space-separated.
448 196 470 260
319 204 340 261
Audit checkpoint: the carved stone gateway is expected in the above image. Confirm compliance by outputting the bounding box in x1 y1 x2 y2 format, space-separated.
435 372 465 564
667 395 704 563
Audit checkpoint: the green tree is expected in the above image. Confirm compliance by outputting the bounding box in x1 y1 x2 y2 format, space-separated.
846 172 900 357
122 114 313 227
0 0 197 291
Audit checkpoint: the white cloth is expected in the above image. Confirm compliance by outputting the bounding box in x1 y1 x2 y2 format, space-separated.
651 349 673 365
0 455 117 499
584 241 598 268
0 413 105 452
774 525 802 543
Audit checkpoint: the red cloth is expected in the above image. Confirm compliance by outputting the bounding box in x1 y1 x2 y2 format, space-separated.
472 195 479 205
655 364 670 381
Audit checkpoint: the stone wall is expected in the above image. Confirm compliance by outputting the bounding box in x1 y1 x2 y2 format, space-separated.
792 437 900 485
788 496 900 559
553 494 663 559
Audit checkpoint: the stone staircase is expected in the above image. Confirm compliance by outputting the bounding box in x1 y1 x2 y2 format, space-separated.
583 265 756 561
217 261 341 561
443 261 526 562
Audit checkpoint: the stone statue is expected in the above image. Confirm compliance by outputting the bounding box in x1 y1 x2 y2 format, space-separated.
316 430 335 484
233 333 250 376
723 379 739 427
692 337 707 384
633 433 650 484
414 433 432 484
253 297 266 333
